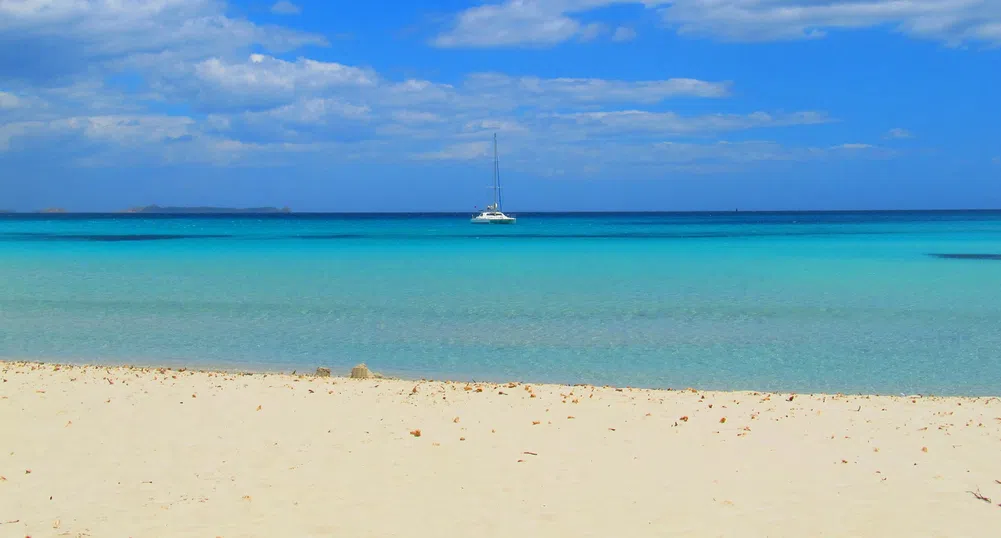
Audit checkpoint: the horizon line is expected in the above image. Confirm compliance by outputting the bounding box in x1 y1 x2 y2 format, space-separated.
4 208 1001 215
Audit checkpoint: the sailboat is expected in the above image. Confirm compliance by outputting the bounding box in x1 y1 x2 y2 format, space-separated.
471 133 516 224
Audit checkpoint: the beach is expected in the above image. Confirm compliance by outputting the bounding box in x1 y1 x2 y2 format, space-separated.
2 361 1000 537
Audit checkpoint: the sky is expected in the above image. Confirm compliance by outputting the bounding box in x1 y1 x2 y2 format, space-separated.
0 0 999 212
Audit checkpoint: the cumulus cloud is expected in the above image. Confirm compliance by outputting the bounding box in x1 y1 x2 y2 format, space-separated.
463 73 730 104
414 141 492 160
579 22 608 41
433 1 583 47
150 54 378 111
0 0 327 84
391 111 446 124
885 127 914 139
270 1 301 15
432 0 1001 47
0 91 21 109
146 53 730 115
547 110 833 136
0 0 885 176
833 143 875 150
612 26 638 42
0 114 195 152
662 0 1001 44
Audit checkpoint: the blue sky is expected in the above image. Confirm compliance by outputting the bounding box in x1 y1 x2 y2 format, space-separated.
0 0 999 212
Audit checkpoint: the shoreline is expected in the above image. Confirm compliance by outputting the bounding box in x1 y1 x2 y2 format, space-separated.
1 358 994 398
3 360 1001 536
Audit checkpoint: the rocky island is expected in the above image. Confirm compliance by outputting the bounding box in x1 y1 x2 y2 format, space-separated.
121 205 291 214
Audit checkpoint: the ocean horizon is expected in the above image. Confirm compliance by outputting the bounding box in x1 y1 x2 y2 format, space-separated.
2 210 1000 395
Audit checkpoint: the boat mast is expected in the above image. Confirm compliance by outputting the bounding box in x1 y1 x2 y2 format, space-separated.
493 133 502 211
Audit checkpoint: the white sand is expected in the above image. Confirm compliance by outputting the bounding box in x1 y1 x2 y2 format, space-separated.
2 361 1000 537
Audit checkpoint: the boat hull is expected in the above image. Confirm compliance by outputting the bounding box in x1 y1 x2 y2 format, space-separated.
470 217 516 224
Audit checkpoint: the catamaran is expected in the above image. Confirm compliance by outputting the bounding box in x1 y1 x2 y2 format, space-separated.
471 134 516 224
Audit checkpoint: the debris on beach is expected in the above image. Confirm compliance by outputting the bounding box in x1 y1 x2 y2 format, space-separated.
969 489 992 504
315 367 331 377
410 429 422 437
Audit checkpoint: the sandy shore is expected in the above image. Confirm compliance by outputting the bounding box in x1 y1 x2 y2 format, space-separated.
1 361 1000 537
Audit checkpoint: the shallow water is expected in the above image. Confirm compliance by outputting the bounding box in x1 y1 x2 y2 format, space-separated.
2 211 1000 394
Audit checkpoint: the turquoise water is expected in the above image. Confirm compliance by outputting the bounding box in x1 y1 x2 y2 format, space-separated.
1 212 1000 395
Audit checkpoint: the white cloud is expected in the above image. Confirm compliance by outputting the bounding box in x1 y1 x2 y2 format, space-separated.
548 110 833 135
833 143 874 150
433 1 583 47
462 119 528 134
151 54 377 111
391 111 446 124
0 91 20 109
270 1 301 15
0 0 327 83
579 22 607 41
203 54 375 90
213 98 374 144
662 0 1001 44
885 127 914 139
0 114 195 152
612 26 638 42
414 138 888 170
0 1 874 176
651 140 815 164
462 73 730 104
414 141 491 160
432 1 1001 47
149 55 729 115
256 98 371 124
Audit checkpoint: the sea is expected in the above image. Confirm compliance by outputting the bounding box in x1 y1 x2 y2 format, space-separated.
1 211 1000 395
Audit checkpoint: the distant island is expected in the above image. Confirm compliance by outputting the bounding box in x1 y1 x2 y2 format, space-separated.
36 208 68 213
120 205 291 214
